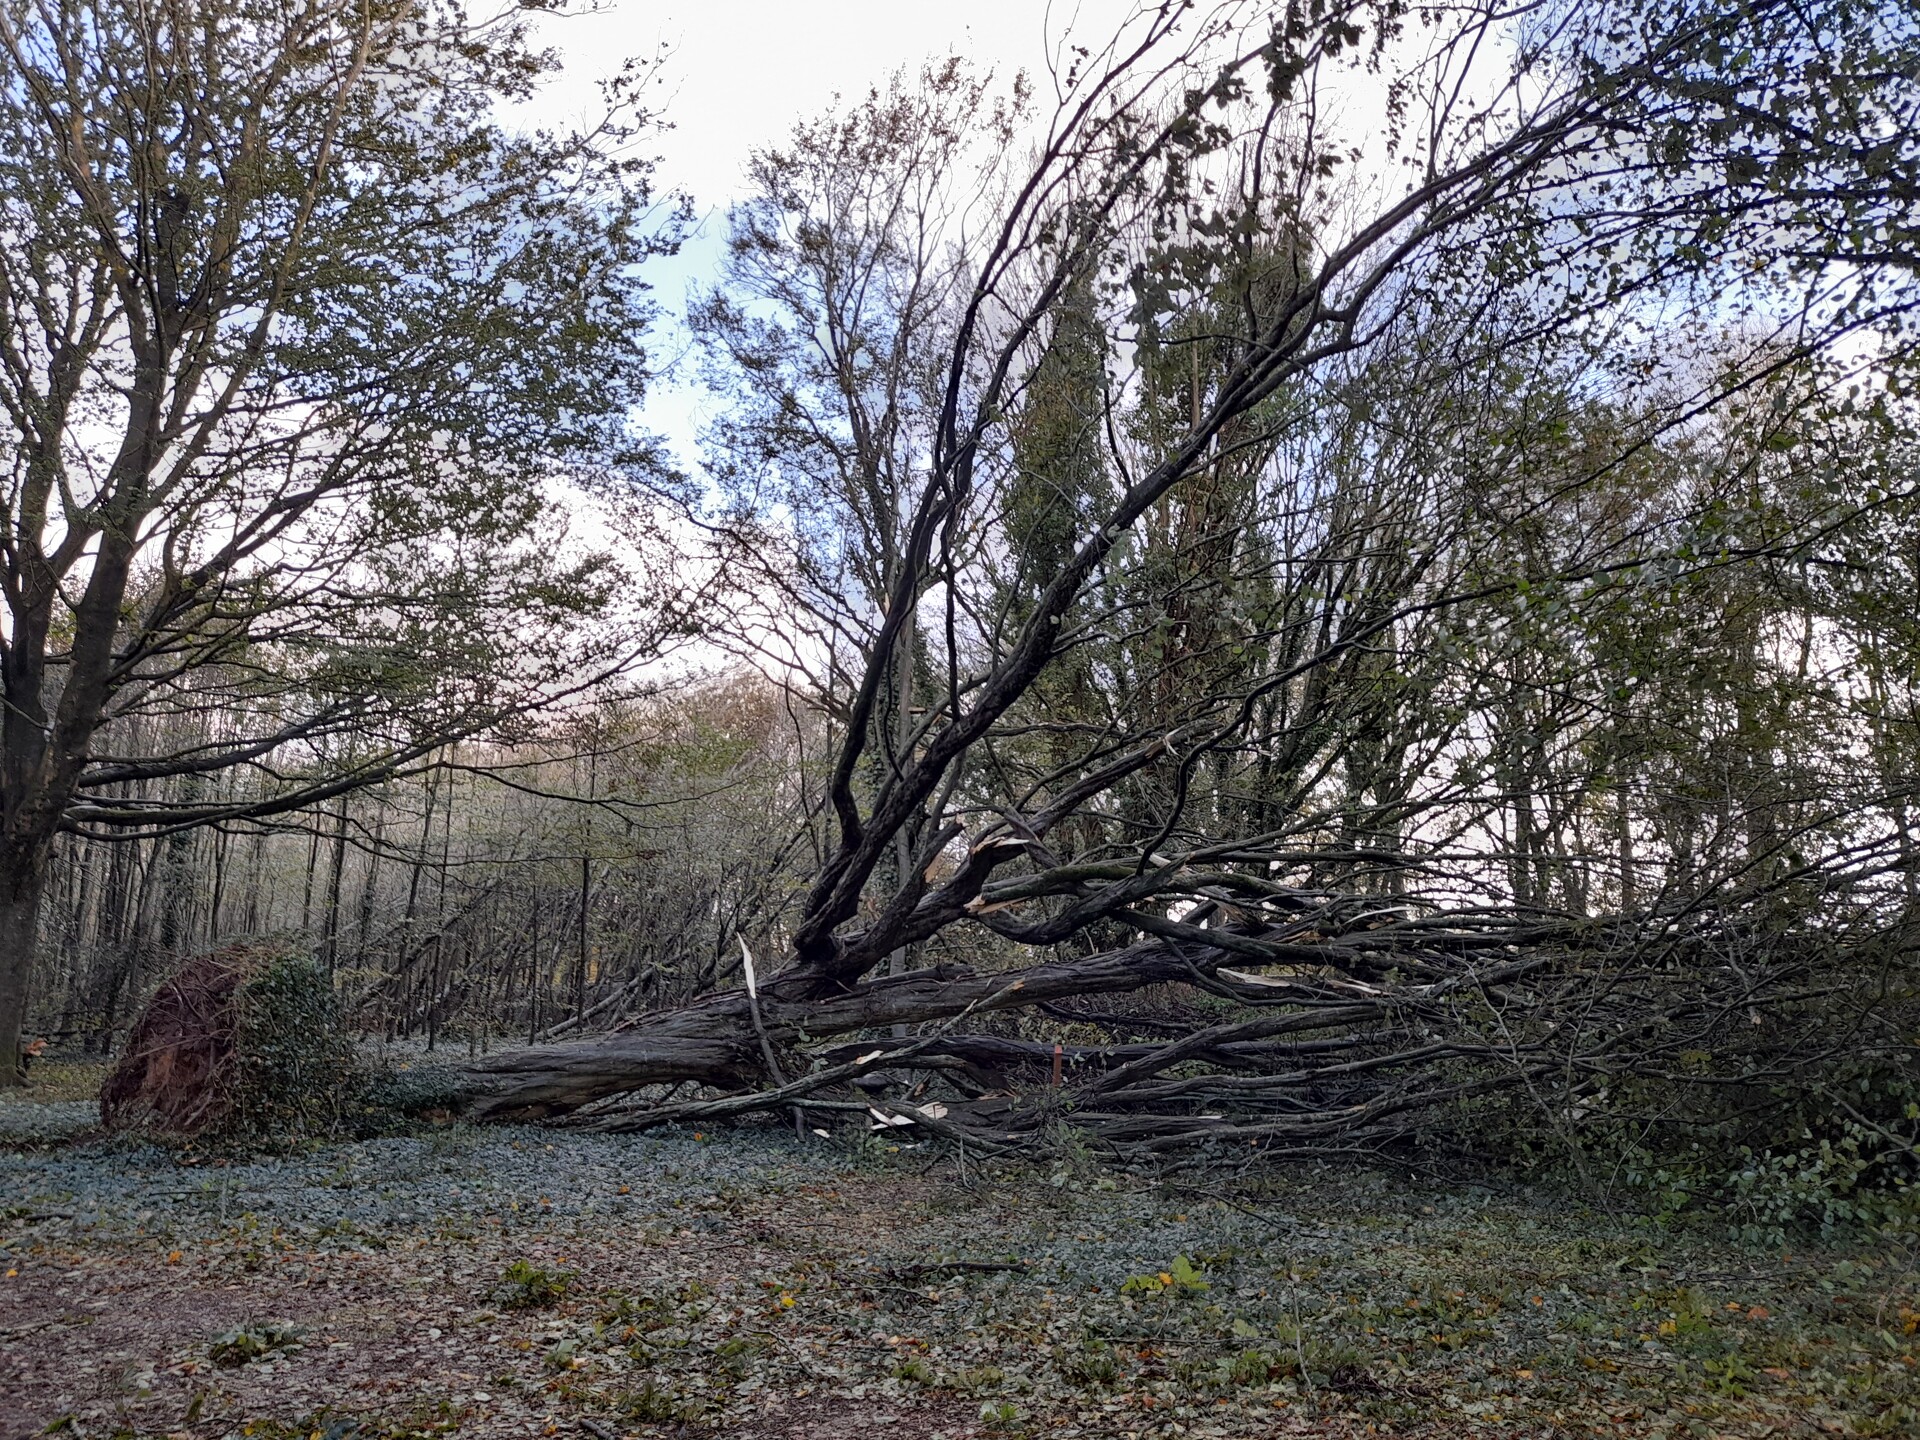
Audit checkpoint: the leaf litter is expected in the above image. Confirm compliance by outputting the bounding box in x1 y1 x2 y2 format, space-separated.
2 1093 1916 1439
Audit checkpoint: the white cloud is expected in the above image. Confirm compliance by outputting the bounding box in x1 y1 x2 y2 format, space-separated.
534 0 1136 204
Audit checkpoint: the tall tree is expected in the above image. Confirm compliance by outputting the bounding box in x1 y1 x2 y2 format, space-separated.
0 0 678 1079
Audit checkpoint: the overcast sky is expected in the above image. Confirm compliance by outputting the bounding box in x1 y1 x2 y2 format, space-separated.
525 1 1136 469
539 1 1134 205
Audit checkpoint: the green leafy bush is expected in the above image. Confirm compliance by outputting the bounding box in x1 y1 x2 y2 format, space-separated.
228 950 362 1137
1465 967 1920 1241
1723 1116 1920 1241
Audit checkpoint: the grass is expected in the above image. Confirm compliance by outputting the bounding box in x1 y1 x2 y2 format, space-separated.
7 1056 110 1104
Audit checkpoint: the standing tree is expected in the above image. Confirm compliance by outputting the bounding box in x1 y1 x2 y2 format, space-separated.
0 0 680 1080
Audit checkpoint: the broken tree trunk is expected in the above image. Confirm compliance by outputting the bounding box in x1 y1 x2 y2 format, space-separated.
459 943 1213 1119
444 890 1873 1160
451 904 1577 1153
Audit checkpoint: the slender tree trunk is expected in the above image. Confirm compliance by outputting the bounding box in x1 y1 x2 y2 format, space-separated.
576 856 589 1027
54 838 83 1045
527 886 541 1046
242 828 267 934
1617 785 1637 911
302 823 321 932
430 764 455 1051
126 838 160 1026
208 825 230 945
427 942 441 1052
320 797 349 979
356 802 386 955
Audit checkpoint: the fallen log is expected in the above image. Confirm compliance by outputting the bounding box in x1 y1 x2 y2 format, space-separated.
450 913 1562 1148
433 899 1891 1163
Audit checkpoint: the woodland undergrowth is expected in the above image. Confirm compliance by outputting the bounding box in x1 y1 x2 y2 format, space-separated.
2 1064 1917 1440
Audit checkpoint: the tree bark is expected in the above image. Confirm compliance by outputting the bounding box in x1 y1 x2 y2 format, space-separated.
454 916 1527 1128
0 843 49 1082
320 798 349 978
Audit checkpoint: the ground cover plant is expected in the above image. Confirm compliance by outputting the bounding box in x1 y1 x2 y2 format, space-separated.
3 1067 1917 1440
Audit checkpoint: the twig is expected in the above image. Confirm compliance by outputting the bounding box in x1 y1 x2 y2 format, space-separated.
883 1259 1032 1281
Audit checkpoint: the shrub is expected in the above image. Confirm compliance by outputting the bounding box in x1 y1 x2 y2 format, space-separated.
229 950 361 1137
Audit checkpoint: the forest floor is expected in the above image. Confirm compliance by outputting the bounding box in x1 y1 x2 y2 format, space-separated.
3 1061 1917 1440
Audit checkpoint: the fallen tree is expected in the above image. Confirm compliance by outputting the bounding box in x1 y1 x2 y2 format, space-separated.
458 870 1915 1163
450 0 1920 1163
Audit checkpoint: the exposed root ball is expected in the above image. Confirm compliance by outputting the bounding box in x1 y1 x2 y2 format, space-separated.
99 942 360 1138
99 944 267 1133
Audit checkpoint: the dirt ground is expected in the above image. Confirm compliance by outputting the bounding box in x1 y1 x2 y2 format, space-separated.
4 1070 1916 1440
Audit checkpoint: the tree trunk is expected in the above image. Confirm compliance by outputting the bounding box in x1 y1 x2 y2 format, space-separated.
0 842 49 1083
576 855 589 1028
320 798 349 978
455 923 1421 1122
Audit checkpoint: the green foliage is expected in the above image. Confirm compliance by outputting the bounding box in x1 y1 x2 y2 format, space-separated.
953 1364 1007 1395
491 1260 575 1311
208 1321 304 1367
227 952 361 1140
598 1277 708 1329
711 1335 765 1377
358 1065 471 1118
1475 970 1920 1241
14 1060 107 1103
977 1398 1021 1430
611 1380 705 1424
1723 1122 1920 1241
1061 1340 1122 1388
1222 1346 1282 1386
1641 1286 1715 1346
1710 1054 1920 1238
1120 1254 1210 1296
